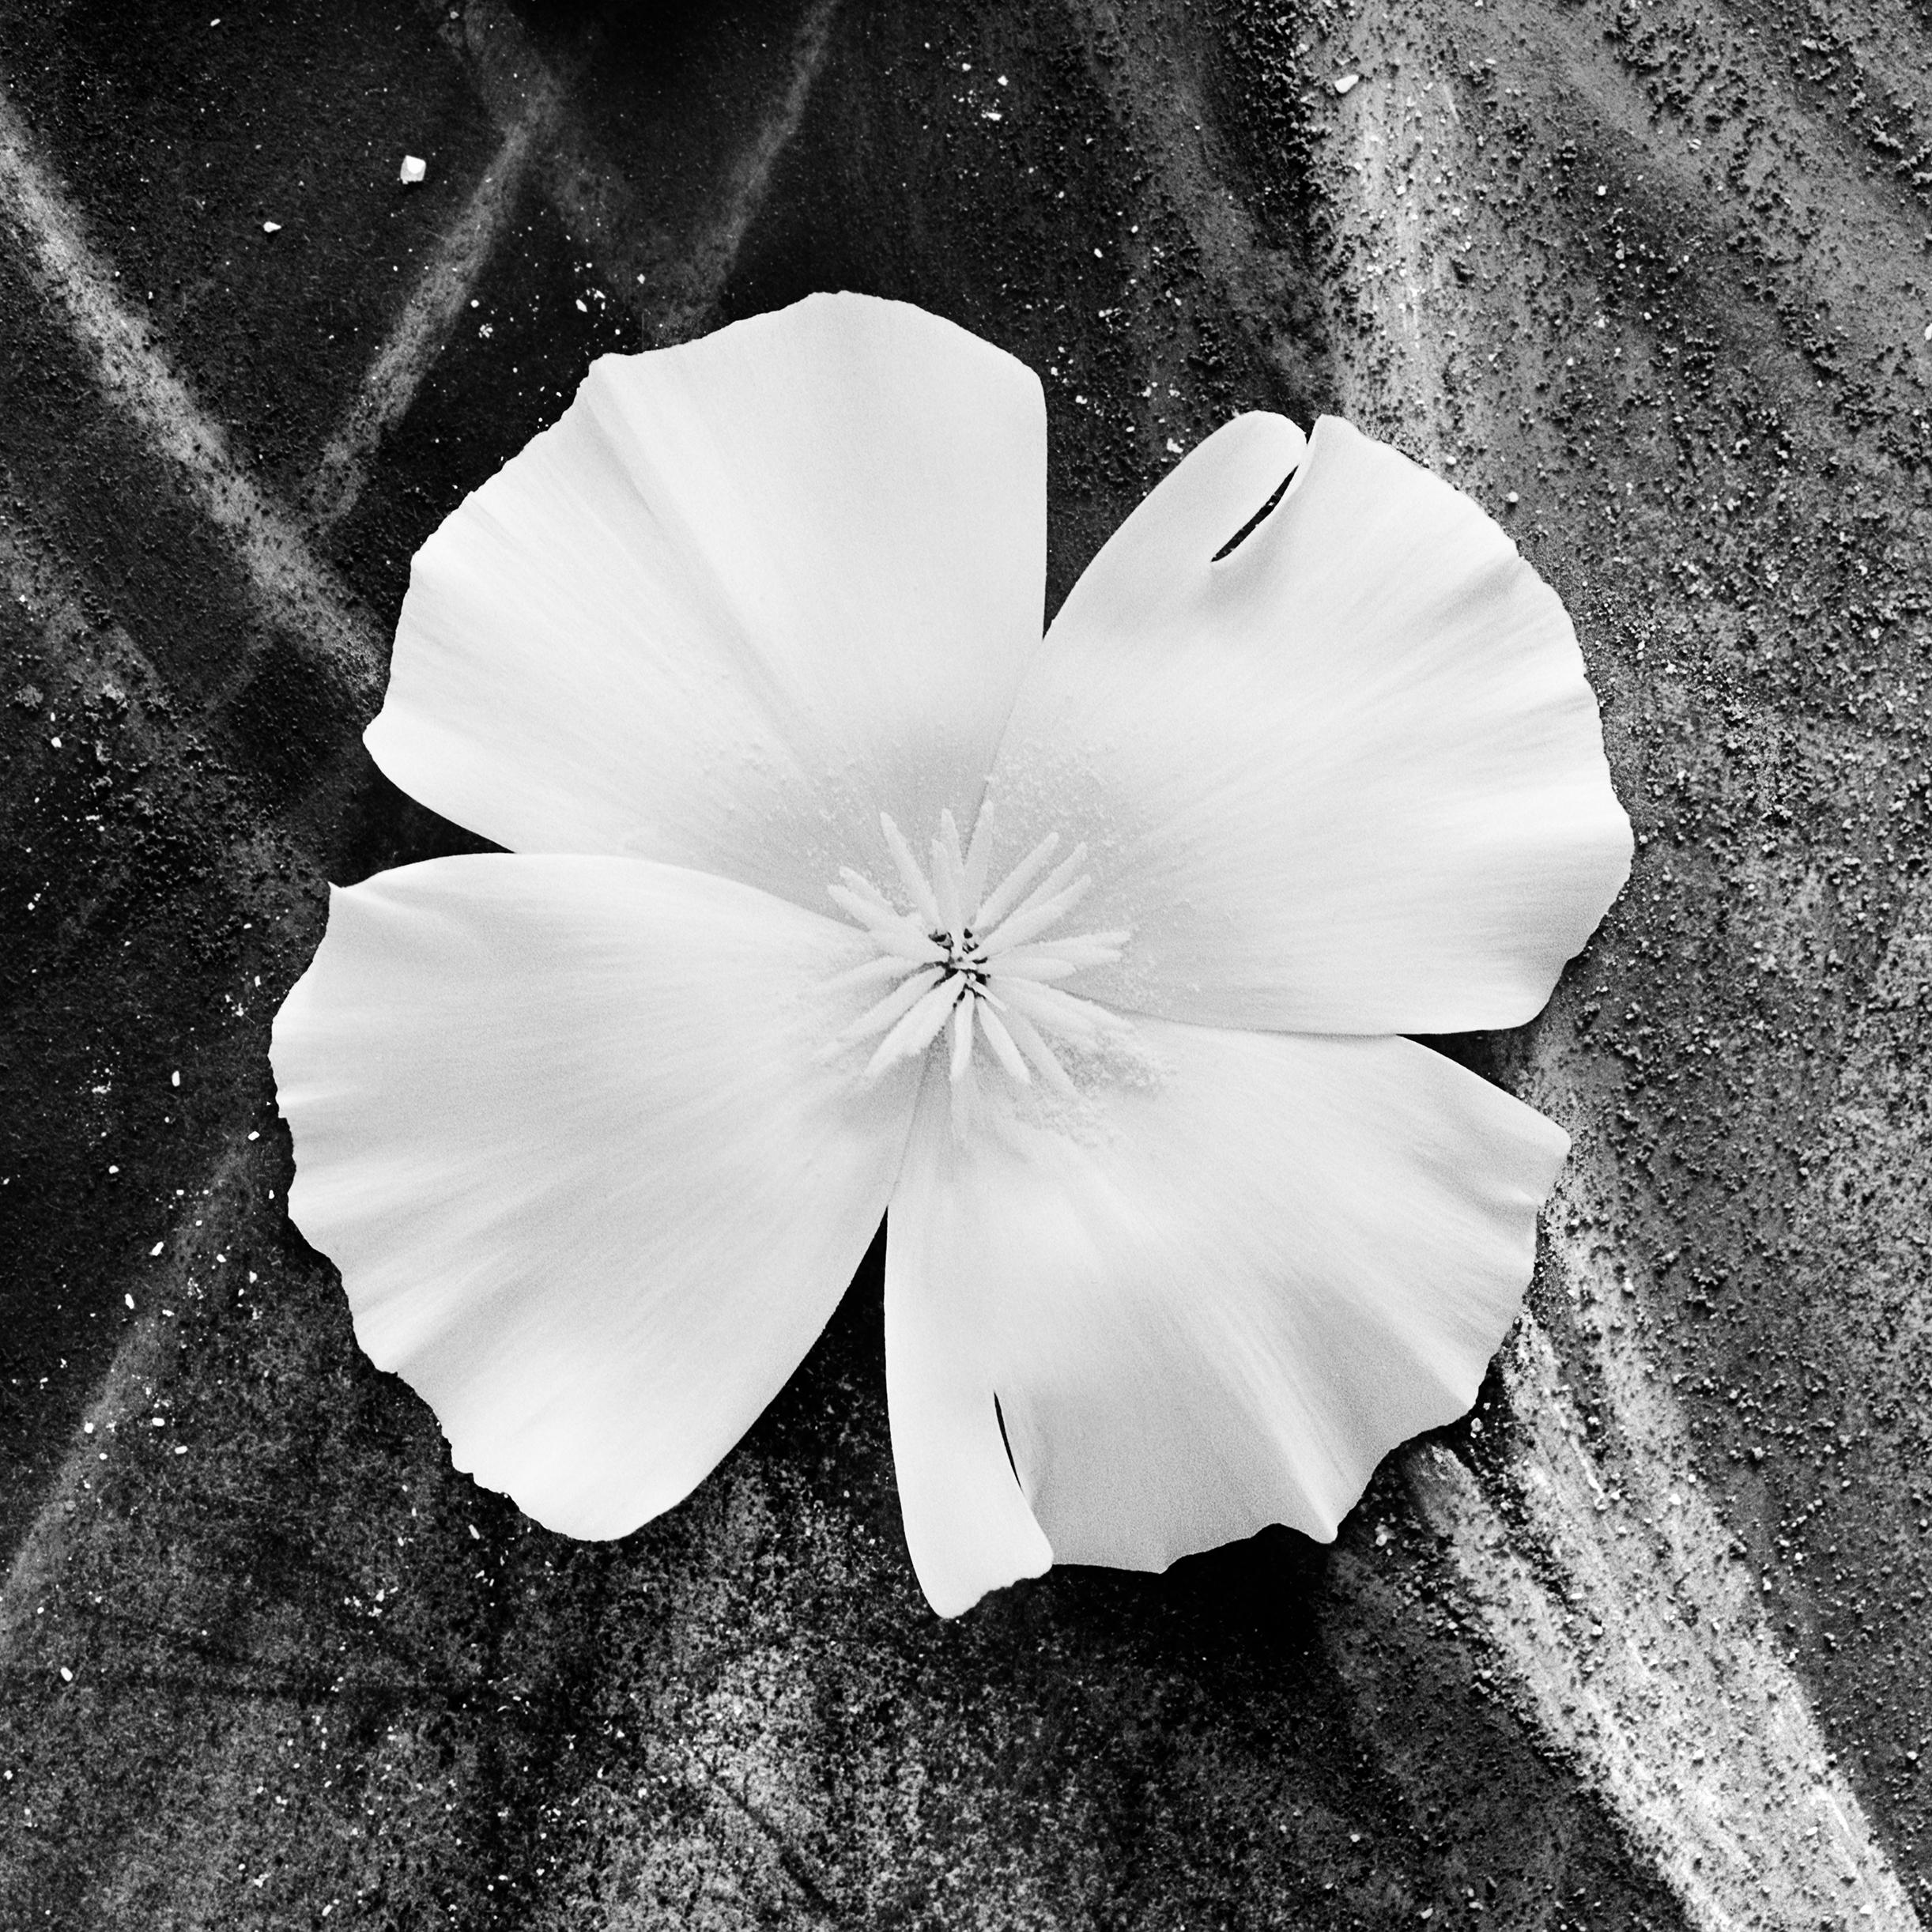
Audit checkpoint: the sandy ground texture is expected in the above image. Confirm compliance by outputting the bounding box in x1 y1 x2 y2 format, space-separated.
2 0 1929 1926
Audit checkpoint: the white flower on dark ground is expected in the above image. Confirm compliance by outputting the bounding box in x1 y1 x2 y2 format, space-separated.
270 292 1632 1617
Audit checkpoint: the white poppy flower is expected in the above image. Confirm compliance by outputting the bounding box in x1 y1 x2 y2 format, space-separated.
270 292 1632 1617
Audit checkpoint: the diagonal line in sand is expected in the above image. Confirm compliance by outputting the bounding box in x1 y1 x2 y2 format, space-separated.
304 2 841 547
456 0 840 346
0 1138 262 1648
651 0 841 342
0 71 383 712
307 92 564 530
1407 1289 1920 1930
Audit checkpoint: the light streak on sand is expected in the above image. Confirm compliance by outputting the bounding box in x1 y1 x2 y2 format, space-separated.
0 1142 258 1644
0 74 383 710
308 94 563 528
1408 1285 1919 1930
658 0 840 341
456 0 840 345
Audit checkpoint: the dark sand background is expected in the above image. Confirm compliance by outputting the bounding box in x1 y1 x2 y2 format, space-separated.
2 1 1930 1925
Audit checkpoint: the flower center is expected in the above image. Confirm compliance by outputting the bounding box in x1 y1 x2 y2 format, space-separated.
823 807 1130 1095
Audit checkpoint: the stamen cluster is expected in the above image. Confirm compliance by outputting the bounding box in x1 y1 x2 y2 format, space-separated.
825 808 1130 1094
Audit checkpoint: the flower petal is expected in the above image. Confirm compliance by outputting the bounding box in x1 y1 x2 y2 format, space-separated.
885 1020 1568 1578
366 292 1046 910
270 855 920 1539
990 413 1632 1033
885 1073 1053 1617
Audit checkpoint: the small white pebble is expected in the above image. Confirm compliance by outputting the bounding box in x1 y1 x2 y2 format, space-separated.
149 1241 162 1256
126 1292 137 1307
262 220 281 235
1505 490 1520 505
49 734 61 749
171 1070 180 1088
1334 73 1360 95
58 1667 73 1683
83 1422 94 1436
399 155 428 186
468 1524 481 1541
1923 322 1932 341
